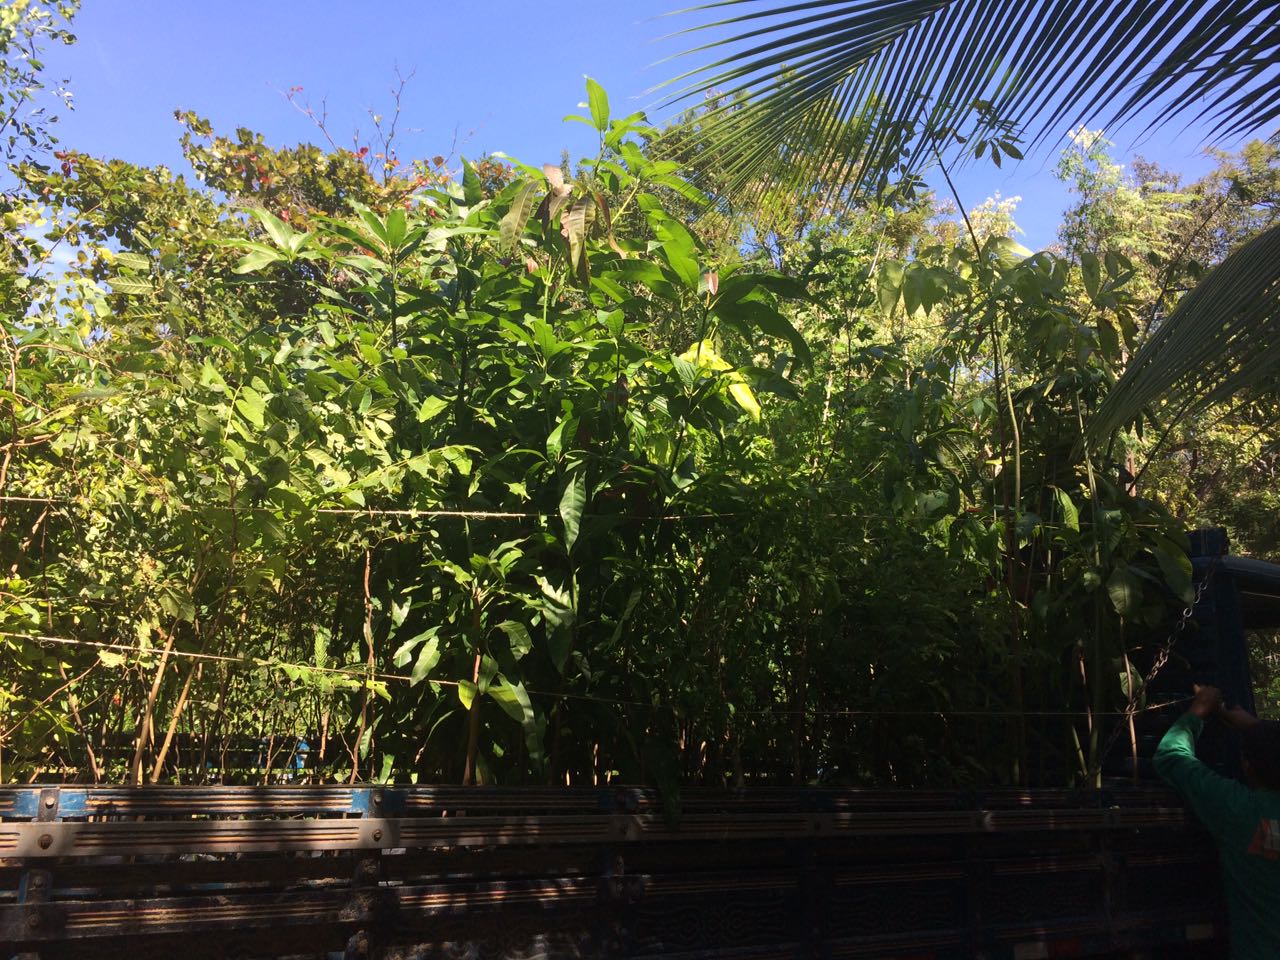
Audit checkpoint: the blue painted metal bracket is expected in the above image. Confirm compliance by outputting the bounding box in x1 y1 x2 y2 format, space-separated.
2 787 87 820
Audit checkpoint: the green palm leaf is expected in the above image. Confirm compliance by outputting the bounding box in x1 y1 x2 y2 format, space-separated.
664 0 1279 201
1087 224 1280 442
666 0 1280 448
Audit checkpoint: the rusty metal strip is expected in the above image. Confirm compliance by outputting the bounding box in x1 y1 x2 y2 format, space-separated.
7 815 621 859
1 877 608 944
5 804 1199 860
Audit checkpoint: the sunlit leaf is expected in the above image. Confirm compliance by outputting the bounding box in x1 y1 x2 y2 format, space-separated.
585 76 610 132
559 470 587 552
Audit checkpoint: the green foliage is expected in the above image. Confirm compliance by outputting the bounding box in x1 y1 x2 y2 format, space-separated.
4 57 1277 792
4 81 843 786
0 0 76 171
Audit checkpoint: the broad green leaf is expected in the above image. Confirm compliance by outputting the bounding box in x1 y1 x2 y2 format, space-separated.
1152 544 1194 604
108 276 152 296
410 634 441 685
234 249 281 274
1081 252 1102 299
488 679 542 764
1053 488 1079 532
547 415 578 459
679 340 730 372
439 445 474 476
500 179 540 252
384 208 407 249
252 207 294 249
158 589 196 622
113 252 151 272
461 156 483 207
392 636 417 668
654 221 700 290
672 355 699 387
877 261 904 317
611 259 678 301
488 678 530 722
728 379 761 421
390 599 409 627
586 76 610 132
287 231 313 256
235 386 266 428
1106 565 1143 618
498 621 533 660
562 194 596 282
357 207 391 245
559 470 587 552
716 298 812 366
988 235 1032 265
417 395 450 423
547 628 572 674
477 653 499 695
536 576 576 630
457 679 477 711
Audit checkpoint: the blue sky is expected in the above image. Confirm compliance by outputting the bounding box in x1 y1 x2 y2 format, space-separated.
40 1 1254 250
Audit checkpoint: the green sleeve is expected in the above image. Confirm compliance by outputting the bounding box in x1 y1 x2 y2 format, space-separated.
1153 712 1250 841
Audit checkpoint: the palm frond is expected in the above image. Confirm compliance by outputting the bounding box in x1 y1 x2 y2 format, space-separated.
663 0 1280 201
1086 224 1280 443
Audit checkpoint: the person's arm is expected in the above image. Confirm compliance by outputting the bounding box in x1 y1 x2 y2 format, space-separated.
1221 704 1260 731
1153 685 1251 840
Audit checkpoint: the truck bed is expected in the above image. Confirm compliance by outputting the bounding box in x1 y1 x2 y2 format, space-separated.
1 784 1228 959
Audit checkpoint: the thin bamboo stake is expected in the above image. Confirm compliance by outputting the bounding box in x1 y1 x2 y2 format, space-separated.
349 549 376 785
150 660 198 784
129 625 177 785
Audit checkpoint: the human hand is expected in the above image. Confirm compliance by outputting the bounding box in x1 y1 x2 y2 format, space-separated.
1190 684 1223 720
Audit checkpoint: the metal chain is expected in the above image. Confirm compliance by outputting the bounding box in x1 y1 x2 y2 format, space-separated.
1144 556 1218 689
1093 554 1220 778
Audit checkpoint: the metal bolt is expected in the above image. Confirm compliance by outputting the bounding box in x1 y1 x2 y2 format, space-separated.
43 796 55 808
372 828 383 842
31 875 45 888
37 833 52 850
27 914 40 929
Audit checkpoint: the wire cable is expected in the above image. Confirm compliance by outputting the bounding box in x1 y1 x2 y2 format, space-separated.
6 631 1194 722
